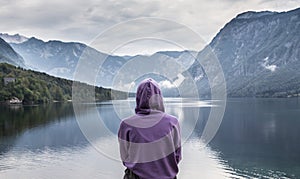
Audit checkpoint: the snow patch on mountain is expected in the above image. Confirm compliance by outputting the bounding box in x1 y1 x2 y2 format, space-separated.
261 57 277 72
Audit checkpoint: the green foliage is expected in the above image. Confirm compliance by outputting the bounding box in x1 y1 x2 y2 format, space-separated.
0 63 127 104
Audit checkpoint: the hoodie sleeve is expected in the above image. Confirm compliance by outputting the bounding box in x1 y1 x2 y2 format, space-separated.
174 122 182 163
118 121 130 163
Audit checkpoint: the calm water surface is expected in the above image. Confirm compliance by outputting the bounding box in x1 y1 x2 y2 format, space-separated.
0 98 300 178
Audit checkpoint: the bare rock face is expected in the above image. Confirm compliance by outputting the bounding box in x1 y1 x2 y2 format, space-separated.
189 8 300 97
0 37 25 67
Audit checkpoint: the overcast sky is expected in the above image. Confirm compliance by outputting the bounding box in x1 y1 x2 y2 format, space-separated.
0 0 299 55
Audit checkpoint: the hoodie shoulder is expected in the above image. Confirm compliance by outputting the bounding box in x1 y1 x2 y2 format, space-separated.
163 113 179 125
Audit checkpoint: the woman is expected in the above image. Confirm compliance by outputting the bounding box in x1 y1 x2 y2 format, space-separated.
118 78 181 179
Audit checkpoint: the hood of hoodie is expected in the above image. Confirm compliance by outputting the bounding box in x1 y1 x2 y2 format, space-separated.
135 78 165 114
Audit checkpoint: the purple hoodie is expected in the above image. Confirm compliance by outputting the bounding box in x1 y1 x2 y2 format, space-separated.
118 79 181 179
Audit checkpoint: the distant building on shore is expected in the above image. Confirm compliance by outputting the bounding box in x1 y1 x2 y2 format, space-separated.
3 77 16 85
8 97 22 104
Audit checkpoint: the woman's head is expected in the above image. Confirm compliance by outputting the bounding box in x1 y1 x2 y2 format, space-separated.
135 78 165 114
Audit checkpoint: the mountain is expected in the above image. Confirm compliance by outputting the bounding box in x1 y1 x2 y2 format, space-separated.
109 50 197 95
9 35 197 89
10 37 127 87
6 8 300 97
0 33 29 44
0 37 25 67
189 7 300 97
155 50 197 70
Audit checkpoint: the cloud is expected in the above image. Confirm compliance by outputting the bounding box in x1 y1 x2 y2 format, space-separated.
158 80 176 89
0 0 299 55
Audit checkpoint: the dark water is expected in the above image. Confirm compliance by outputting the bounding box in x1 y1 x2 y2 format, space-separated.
0 98 299 178
210 98 300 178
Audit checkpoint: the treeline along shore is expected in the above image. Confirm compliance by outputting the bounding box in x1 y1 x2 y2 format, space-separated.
0 63 127 105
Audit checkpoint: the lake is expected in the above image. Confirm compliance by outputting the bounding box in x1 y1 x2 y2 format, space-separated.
0 98 300 178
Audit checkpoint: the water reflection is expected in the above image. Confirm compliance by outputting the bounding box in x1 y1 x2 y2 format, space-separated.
0 98 299 178
209 98 300 178
0 136 233 178
0 103 74 137
0 103 86 157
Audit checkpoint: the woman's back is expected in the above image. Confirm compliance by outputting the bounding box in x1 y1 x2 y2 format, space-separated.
118 79 181 179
